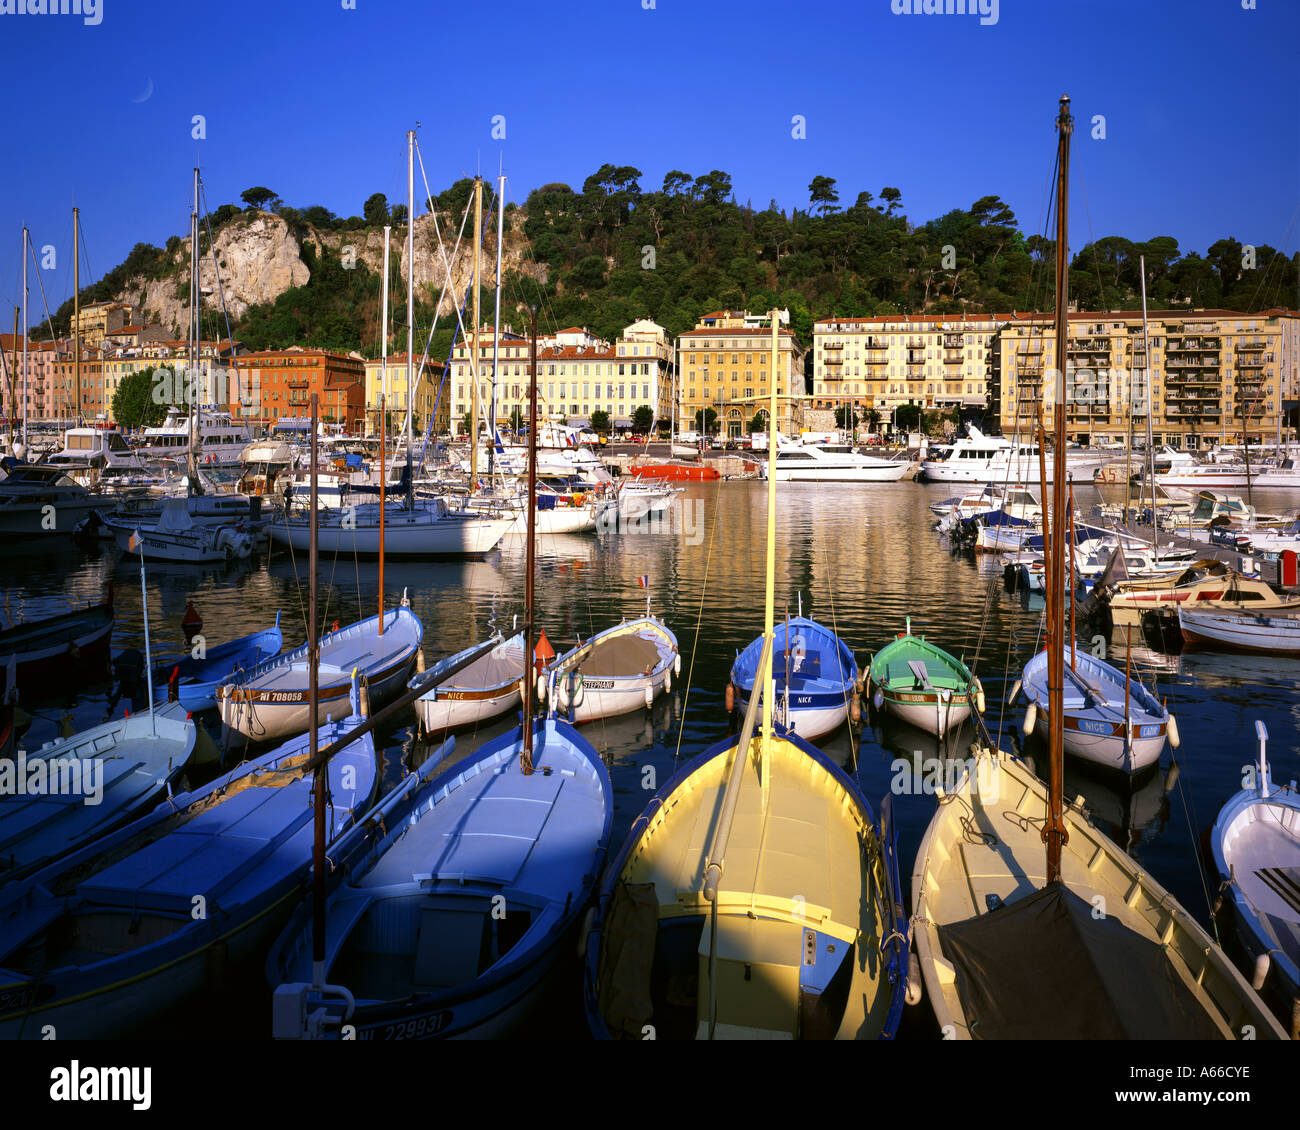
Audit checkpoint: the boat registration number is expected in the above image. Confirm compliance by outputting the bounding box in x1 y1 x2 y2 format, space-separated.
363 1011 452 1040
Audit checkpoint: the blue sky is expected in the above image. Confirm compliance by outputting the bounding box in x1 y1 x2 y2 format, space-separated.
1 0 1296 323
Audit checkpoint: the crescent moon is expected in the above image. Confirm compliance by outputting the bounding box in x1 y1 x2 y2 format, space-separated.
131 77 153 104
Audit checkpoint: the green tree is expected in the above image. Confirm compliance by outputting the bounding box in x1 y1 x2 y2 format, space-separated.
509 406 524 433
834 405 858 430
808 175 840 217
112 366 169 429
632 405 654 431
894 404 922 432
695 407 719 433
363 193 390 226
240 186 279 212
749 411 767 434
590 409 611 434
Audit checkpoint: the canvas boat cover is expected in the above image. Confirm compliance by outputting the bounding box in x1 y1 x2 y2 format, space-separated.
582 631 670 677
936 882 1223 1039
446 640 524 691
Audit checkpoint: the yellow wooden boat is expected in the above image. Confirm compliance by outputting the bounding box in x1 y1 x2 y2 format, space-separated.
582 310 909 1040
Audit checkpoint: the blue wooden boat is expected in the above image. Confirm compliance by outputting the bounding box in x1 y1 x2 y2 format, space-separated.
1019 643 1173 777
153 610 283 712
0 680 377 1039
1210 722 1300 1019
0 705 195 888
269 716 611 1039
729 613 857 741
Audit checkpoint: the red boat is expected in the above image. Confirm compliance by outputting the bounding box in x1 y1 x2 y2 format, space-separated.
0 585 114 698
625 460 721 483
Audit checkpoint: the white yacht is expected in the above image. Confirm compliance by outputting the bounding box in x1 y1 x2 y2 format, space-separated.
46 427 149 476
0 464 102 535
759 437 911 482
920 423 1103 483
137 406 252 468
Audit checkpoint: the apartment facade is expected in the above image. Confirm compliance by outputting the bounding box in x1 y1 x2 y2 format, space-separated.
998 309 1299 447
364 354 449 436
239 348 366 430
70 301 136 347
447 320 673 435
678 310 804 436
811 313 998 427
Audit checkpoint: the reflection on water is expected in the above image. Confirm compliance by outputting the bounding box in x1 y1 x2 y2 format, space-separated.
3 478 1298 1037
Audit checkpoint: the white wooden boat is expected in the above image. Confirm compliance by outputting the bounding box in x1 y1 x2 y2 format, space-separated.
1179 605 1300 654
545 617 679 723
0 707 195 886
218 602 422 742
1210 724 1300 1021
909 748 1287 1038
413 632 525 735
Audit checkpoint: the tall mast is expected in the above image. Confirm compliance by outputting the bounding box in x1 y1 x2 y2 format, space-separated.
379 223 390 636
1139 255 1156 562
490 171 505 476
469 177 483 485
1044 94 1073 886
189 169 199 490
521 307 539 775
405 132 415 505
21 227 28 449
73 207 80 426
309 391 325 987
763 309 780 773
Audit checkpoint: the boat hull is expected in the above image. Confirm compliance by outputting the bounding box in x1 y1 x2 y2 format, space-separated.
879 690 972 735
269 508 511 558
548 618 679 725
0 595 114 697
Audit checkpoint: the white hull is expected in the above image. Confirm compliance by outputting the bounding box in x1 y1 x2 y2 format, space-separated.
416 683 521 734
733 693 846 742
109 523 252 563
882 693 971 736
1034 713 1166 775
765 462 910 482
504 506 596 536
1179 607 1300 653
548 618 679 724
921 457 1101 483
270 507 511 557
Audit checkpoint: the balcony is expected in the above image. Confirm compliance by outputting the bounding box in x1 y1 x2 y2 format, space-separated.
942 334 963 348
943 350 964 364
1237 340 1266 351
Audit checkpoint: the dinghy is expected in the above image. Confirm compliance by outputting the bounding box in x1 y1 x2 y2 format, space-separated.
868 619 980 736
0 681 376 1039
413 631 525 736
0 588 114 698
1210 722 1300 1024
585 308 908 1041
1178 605 1300 655
0 707 195 887
1019 643 1172 777
729 612 857 741
217 599 422 743
910 96 1285 1041
546 617 679 724
153 611 284 713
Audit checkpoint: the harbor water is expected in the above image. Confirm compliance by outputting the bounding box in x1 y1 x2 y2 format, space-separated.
4 478 1298 1038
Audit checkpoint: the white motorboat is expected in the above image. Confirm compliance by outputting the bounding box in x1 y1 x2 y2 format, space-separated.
0 464 103 535
1179 604 1300 654
920 423 1103 483
759 437 911 482
107 497 253 563
137 405 251 468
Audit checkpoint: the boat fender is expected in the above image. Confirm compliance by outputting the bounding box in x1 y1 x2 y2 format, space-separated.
1252 953 1271 992
577 905 596 958
536 674 547 704
849 696 861 725
724 682 735 713
1164 760 1179 793
644 684 654 710
855 664 866 696
673 652 681 676
974 678 985 715
872 689 884 712
1008 678 1022 704
1166 714 1180 749
416 648 426 674
1023 702 1038 735
663 667 671 693
570 675 584 708
905 951 924 1006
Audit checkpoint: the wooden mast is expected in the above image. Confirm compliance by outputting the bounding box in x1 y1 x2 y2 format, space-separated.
1139 254 1157 559
309 391 325 985
379 224 389 636
762 308 781 776
1044 94 1073 885
521 307 539 774
405 131 415 508
73 207 80 427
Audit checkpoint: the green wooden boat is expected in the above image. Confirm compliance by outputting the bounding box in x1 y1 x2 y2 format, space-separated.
867 619 981 736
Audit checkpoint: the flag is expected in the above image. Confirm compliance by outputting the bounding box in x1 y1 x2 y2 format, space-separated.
128 529 142 553
637 575 648 588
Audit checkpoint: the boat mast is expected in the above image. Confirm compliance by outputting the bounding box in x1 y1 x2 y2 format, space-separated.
379 223 389 636
469 177 483 487
1139 255 1156 562
188 169 199 493
73 206 80 428
762 307 780 773
1045 94 1073 885
21 225 28 450
490 170 504 477
309 391 325 987
405 133 415 507
521 306 539 775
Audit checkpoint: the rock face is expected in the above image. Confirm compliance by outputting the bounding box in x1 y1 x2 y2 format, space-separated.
118 208 545 335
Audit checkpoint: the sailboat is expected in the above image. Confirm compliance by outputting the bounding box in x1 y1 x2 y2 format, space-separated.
868 618 981 737
1210 721 1300 1028
584 309 908 1040
268 307 613 1040
545 612 680 724
412 629 525 736
908 96 1286 1041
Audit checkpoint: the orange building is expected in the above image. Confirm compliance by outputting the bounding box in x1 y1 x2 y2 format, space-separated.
239 348 367 430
